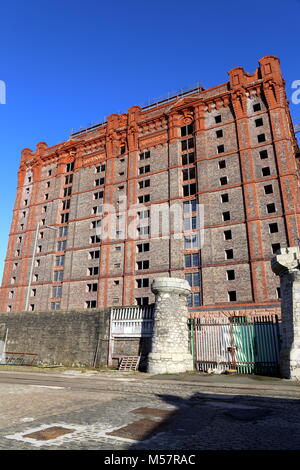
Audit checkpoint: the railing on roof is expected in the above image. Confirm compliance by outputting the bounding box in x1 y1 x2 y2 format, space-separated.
69 82 204 138
70 120 108 138
140 82 203 111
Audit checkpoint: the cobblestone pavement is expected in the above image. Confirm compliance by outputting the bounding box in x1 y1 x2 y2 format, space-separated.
0 371 300 450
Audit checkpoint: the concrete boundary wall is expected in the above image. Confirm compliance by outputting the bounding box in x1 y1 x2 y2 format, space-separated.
0 309 111 367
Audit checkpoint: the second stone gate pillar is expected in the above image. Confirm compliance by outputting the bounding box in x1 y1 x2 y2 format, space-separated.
271 247 300 380
147 277 193 374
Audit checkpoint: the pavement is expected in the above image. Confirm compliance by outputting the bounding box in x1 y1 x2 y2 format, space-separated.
0 366 300 450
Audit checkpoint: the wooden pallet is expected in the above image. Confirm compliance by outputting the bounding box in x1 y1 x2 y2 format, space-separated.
119 356 141 371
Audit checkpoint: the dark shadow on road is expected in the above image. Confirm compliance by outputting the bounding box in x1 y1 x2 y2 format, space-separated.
124 391 300 450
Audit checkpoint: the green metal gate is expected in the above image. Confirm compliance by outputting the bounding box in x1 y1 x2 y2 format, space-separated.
190 315 281 377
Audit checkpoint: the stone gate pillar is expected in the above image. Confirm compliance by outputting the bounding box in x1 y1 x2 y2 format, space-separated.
147 277 193 374
271 247 300 380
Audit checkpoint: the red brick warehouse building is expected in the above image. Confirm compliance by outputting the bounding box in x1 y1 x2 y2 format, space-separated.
1 55 299 316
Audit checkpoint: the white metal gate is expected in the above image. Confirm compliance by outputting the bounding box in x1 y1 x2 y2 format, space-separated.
108 305 154 366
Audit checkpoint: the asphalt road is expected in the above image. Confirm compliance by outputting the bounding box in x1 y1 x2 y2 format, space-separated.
0 370 300 450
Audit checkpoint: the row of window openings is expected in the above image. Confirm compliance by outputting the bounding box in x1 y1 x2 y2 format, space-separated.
15 217 281 261
215 133 267 156
90 210 139 225
94 164 149 183
218 166 272 187
41 176 73 202
24 228 279 276
86 243 150 262
89 222 151 242
84 299 149 308
13 282 284 307
203 287 281 303
85 260 151 277
23 267 64 286
24 185 69 207
220 201 277 223
218 148 269 167
14 239 66 256
28 156 200 208
181 239 282 268
9 289 281 311
13 287 281 312
210 104 262 127
21 293 264 312
86 259 151 276
219 185 274 206
85 278 151 292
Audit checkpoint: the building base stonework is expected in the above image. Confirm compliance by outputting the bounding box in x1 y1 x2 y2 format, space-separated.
147 278 193 374
272 247 300 380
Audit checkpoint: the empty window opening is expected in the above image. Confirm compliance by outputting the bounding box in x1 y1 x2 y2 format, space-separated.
264 184 273 194
136 297 149 306
182 152 195 165
272 243 281 254
225 249 234 259
262 167 271 177
257 133 266 143
139 150 150 160
139 179 150 189
137 242 150 253
183 183 197 196
86 283 98 292
221 193 229 203
180 123 194 137
66 162 74 172
269 223 278 233
220 176 228 186
259 150 268 159
136 278 150 288
181 138 194 152
267 203 276 214
222 211 231 222
138 194 150 203
224 230 232 240
226 270 235 281
228 291 237 302
137 260 150 270
276 287 281 299
183 167 196 181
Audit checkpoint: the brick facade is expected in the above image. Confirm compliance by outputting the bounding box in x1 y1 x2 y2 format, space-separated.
1 55 299 315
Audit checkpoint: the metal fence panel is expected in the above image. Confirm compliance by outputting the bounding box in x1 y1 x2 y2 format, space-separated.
111 305 154 337
190 315 281 376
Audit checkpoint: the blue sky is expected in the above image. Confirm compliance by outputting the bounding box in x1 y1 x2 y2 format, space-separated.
0 0 300 279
